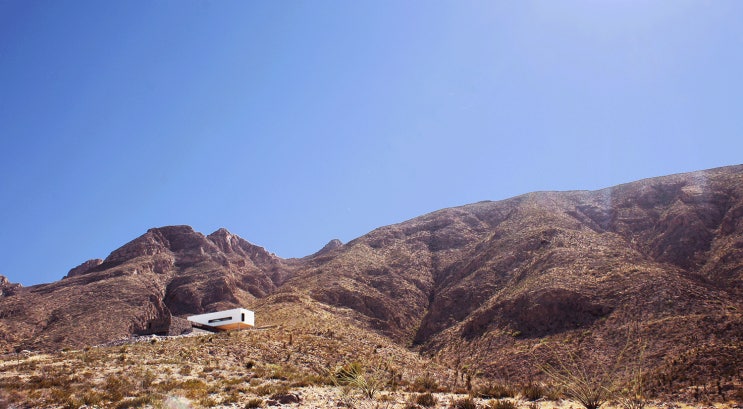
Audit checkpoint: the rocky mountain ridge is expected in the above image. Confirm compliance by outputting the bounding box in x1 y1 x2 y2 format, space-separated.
1 164 741 396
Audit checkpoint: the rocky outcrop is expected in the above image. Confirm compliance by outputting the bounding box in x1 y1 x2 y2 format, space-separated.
310 239 343 258
0 275 21 297
64 259 103 279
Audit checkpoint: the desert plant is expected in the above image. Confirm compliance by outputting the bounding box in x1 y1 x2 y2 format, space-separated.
333 362 382 399
104 375 134 402
245 398 263 408
488 400 517 409
451 396 478 409
82 390 105 406
416 392 437 407
521 383 545 401
177 378 209 400
616 343 647 409
476 383 514 399
252 382 289 396
412 373 439 392
539 350 612 409
537 333 646 409
198 396 218 407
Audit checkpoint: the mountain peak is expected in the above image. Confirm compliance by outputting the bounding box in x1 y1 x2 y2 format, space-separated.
210 227 232 236
315 239 343 256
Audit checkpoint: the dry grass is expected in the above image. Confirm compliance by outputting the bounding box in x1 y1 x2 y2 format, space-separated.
0 309 739 409
0 312 451 408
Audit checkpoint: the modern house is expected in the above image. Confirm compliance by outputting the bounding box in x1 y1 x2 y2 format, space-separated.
187 308 255 332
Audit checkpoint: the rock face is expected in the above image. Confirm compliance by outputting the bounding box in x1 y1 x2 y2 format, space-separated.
310 239 344 257
0 226 290 352
0 164 742 395
65 259 103 278
0 275 22 297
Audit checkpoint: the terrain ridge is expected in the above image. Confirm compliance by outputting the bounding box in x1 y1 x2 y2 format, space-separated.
1 164 741 398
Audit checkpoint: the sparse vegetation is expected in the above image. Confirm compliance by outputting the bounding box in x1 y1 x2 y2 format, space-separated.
521 382 545 401
245 397 264 408
476 383 515 399
488 400 517 409
333 361 383 399
412 373 439 392
415 392 437 407
537 332 649 409
0 313 737 409
451 396 478 409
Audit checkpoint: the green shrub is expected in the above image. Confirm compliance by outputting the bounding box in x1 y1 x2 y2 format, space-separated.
332 362 382 399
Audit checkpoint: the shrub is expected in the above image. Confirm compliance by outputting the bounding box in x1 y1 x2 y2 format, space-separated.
252 382 289 396
451 397 478 409
537 333 647 409
543 385 562 401
140 370 156 389
521 383 545 401
178 378 209 400
198 396 218 407
332 362 382 399
416 392 437 407
82 390 105 406
488 400 517 409
476 384 514 399
412 373 439 392
245 398 263 408
104 375 132 402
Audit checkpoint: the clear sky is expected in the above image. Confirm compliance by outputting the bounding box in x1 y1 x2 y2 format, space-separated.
1 1 742 286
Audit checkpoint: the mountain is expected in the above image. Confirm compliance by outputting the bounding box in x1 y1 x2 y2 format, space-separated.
1 164 741 397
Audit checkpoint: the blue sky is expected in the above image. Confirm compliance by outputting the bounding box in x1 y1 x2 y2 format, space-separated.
1 1 742 286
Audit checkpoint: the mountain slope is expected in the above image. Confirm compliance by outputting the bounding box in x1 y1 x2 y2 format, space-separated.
1 164 741 396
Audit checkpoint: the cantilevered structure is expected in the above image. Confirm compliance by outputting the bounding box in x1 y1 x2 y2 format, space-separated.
187 308 254 332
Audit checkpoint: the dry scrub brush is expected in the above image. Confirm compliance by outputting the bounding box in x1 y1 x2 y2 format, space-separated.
536 331 647 409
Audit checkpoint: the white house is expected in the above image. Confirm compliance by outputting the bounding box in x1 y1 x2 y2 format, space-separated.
187 308 254 332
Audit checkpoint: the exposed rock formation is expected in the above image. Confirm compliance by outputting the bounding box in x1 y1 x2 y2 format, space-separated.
0 275 21 297
310 239 344 257
65 259 103 279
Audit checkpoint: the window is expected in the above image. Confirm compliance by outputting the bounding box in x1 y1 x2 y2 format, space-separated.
208 316 232 324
